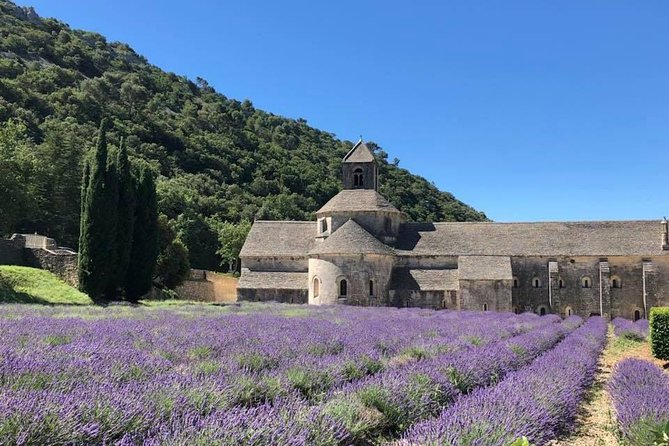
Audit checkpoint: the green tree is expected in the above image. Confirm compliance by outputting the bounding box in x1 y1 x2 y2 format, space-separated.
78 119 119 301
125 163 159 301
0 119 42 236
215 220 252 273
114 137 135 299
154 215 190 289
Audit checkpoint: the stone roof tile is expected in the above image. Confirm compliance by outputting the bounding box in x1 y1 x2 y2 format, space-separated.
395 221 668 257
237 271 308 290
308 219 394 256
458 256 513 280
316 189 401 214
343 140 375 163
239 221 314 257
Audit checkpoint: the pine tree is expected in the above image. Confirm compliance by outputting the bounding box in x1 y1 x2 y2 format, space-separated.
78 119 119 301
114 137 135 300
126 164 159 301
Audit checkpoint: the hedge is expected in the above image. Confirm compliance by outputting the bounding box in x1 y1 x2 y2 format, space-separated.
650 307 669 361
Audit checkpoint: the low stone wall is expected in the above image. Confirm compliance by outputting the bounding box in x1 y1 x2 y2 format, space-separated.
0 239 24 265
237 288 307 304
23 249 78 287
174 270 238 302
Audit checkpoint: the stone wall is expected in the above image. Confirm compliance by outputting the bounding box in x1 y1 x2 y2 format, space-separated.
460 279 513 312
510 255 669 320
23 248 78 287
241 256 307 273
174 270 238 302
0 239 24 265
308 254 394 306
237 287 307 304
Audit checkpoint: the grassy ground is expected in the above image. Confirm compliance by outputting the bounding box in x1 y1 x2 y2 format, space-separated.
0 265 92 305
550 326 665 446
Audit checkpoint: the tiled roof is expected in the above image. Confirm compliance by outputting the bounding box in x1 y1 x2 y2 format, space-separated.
343 140 375 163
308 219 394 256
237 271 308 290
391 268 459 291
239 221 314 257
395 221 668 257
458 256 513 280
316 189 401 214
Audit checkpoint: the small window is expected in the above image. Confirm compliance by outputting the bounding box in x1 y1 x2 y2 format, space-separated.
611 276 621 289
339 279 348 297
532 277 541 288
313 277 320 298
353 168 364 188
369 280 374 297
513 307 519 314
564 306 573 317
483 303 488 311
581 277 591 288
558 278 565 289
320 219 328 234
634 309 641 321
538 306 547 316
513 277 519 288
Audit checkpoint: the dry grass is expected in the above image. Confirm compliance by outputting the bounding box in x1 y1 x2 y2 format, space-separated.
550 325 663 446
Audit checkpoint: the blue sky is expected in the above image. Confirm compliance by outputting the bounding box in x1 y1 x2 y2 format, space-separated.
15 1 669 222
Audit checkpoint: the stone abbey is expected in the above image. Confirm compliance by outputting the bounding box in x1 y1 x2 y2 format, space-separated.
238 140 669 320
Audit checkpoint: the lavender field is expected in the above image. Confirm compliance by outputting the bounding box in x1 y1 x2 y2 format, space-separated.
0 303 606 445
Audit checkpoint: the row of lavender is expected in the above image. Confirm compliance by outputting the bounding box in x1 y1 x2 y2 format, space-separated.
134 313 581 445
609 358 669 445
0 304 559 445
612 317 649 341
397 316 608 446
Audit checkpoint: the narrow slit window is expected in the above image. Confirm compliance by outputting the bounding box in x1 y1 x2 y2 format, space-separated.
339 279 348 297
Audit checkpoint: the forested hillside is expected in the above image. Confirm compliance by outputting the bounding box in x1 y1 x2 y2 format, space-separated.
0 1 487 270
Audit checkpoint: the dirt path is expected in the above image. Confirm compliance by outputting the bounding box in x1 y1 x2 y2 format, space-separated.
550 326 664 446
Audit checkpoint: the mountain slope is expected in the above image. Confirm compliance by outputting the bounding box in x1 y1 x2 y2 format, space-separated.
0 1 488 269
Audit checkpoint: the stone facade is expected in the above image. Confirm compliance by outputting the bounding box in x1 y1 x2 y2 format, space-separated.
0 234 78 287
238 140 669 320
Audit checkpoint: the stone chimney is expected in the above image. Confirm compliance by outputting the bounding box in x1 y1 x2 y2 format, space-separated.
662 217 669 250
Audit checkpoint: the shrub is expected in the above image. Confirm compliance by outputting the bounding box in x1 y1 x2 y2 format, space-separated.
650 307 669 361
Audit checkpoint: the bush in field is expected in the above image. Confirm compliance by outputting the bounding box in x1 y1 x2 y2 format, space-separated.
650 307 669 361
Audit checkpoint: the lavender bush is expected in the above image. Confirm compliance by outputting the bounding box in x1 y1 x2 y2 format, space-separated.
612 317 649 341
0 304 562 445
609 358 669 445
398 316 607 446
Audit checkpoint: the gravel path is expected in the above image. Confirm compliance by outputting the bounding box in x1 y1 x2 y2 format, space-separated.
550 325 664 446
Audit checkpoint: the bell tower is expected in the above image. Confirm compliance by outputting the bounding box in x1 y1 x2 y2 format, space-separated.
342 140 377 190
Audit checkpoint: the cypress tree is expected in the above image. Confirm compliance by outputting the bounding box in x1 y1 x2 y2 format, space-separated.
126 164 159 301
78 119 119 301
114 137 135 300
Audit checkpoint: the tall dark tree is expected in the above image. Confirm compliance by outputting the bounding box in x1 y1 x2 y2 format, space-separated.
126 164 159 301
114 137 135 300
78 119 119 301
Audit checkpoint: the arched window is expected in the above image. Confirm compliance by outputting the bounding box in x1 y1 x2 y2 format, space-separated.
634 309 641 321
369 280 374 297
513 277 519 288
532 277 541 288
313 277 320 298
353 168 364 188
513 307 519 314
538 306 547 316
339 279 348 297
611 276 621 289
483 303 488 311
558 278 565 289
564 306 573 317
581 277 591 288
